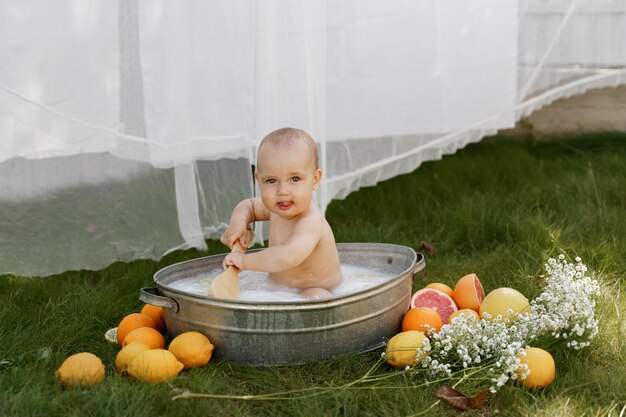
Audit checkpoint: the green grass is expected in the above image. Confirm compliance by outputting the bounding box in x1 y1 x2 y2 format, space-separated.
1 132 625 416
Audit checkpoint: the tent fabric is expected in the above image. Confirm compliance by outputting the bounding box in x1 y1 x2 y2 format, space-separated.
1 0 624 276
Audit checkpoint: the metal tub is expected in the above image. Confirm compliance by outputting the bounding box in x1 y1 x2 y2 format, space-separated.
140 242 424 366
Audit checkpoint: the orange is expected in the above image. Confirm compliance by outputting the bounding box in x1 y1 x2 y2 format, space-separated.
448 308 480 323
168 331 215 368
516 347 556 389
141 304 166 330
122 327 165 349
401 307 443 333
425 283 454 297
116 313 157 345
452 273 485 312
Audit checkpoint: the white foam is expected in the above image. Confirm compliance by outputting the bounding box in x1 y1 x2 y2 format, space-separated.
167 264 396 302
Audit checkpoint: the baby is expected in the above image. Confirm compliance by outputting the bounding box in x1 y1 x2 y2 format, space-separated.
221 127 343 300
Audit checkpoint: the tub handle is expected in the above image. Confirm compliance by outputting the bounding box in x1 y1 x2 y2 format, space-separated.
412 253 426 275
139 287 179 313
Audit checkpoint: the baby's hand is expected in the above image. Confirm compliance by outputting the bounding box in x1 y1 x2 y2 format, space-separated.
223 250 245 270
221 224 255 250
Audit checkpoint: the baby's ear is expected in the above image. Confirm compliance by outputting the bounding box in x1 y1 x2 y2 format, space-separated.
313 168 322 187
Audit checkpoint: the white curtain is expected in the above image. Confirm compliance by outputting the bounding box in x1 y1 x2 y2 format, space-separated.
1 0 624 276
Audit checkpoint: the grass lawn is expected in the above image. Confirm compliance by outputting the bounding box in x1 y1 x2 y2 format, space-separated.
1 132 625 417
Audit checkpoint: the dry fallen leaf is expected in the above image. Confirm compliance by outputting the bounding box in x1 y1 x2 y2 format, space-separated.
433 386 489 410
468 390 489 409
419 241 439 257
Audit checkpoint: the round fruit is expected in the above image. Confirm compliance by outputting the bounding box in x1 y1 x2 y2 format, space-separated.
122 327 165 349
385 331 429 367
410 288 458 324
516 347 555 389
401 307 443 333
479 287 530 322
127 349 184 384
448 308 480 324
115 342 151 374
168 331 215 368
141 304 166 330
116 313 157 345
55 352 105 387
425 283 454 297
452 273 485 311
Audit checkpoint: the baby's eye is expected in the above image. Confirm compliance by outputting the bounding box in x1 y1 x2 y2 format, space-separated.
290 176 301 183
266 179 276 184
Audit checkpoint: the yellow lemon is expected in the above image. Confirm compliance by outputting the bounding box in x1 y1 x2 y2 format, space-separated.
517 347 556 389
115 342 151 374
385 330 429 367
55 352 105 387
168 331 215 368
479 287 530 323
128 349 184 384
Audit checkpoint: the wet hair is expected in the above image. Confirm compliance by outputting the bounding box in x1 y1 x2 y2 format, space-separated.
257 127 319 171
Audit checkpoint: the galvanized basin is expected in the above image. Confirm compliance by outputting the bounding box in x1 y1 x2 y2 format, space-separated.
140 242 424 366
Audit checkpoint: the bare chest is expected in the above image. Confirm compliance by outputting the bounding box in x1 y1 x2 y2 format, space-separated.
267 216 295 246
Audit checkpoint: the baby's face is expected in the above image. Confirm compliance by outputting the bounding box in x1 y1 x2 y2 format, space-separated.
255 142 321 219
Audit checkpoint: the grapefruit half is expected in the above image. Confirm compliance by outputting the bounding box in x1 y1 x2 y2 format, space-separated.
410 288 458 324
452 273 485 312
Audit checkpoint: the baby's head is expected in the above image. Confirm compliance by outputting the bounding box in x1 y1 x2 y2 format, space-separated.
255 128 321 217
256 128 318 172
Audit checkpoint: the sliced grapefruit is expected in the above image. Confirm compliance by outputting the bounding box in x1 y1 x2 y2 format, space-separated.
410 288 458 324
452 273 485 312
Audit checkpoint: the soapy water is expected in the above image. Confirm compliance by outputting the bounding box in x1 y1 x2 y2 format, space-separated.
168 264 396 302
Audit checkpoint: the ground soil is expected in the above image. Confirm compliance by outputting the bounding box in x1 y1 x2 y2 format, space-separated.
501 84 626 137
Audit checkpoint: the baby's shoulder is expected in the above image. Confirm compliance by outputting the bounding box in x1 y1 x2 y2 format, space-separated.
293 205 325 229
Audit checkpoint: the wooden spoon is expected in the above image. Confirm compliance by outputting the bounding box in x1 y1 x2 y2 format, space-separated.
207 241 245 299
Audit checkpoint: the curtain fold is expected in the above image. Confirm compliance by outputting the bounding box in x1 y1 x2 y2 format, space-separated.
0 0 624 276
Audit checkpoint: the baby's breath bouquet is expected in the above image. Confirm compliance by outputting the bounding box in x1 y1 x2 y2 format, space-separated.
416 255 600 393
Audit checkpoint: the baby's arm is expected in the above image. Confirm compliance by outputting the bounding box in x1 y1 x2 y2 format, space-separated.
220 198 269 249
228 217 322 272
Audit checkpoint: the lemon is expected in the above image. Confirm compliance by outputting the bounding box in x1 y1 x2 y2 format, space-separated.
115 341 151 374
479 287 530 323
55 352 105 387
128 349 184 383
385 330 429 367
168 331 214 368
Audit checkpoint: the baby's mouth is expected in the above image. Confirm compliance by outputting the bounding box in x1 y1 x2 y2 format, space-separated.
277 201 294 210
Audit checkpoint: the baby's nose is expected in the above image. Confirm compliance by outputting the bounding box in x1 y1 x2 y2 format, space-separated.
277 183 290 195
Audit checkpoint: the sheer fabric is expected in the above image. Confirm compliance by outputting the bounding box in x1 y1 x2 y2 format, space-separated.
1 0 624 276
